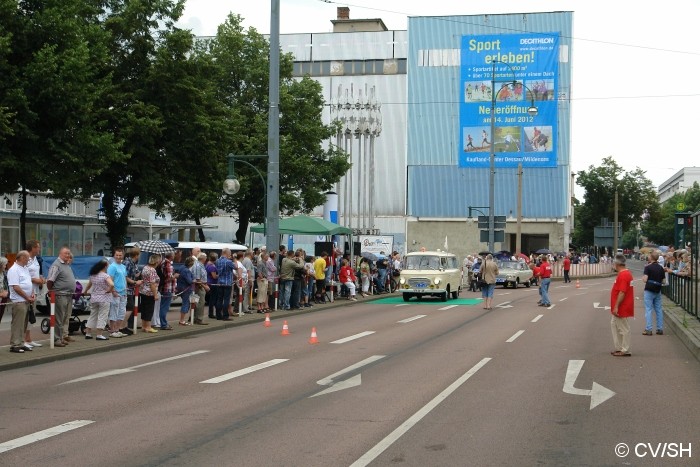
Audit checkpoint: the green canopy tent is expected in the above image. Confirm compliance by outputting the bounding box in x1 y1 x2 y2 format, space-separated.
250 215 352 236
250 215 356 267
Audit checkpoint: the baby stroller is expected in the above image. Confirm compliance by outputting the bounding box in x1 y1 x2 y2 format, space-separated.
40 281 89 335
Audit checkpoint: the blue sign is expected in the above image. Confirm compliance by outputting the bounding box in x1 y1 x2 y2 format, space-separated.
459 33 559 168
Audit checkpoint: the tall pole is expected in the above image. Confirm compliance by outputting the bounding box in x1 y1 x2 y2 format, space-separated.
488 61 496 253
516 163 523 255
613 188 619 255
266 0 280 254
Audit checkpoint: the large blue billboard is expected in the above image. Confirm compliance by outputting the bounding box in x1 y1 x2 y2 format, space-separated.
459 33 559 168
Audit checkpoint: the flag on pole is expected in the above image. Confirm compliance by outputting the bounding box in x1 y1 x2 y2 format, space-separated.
444 236 449 251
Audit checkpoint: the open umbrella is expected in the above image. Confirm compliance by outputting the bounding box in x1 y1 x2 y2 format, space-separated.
535 248 551 255
478 251 493 256
517 253 530 263
361 251 378 262
135 239 175 255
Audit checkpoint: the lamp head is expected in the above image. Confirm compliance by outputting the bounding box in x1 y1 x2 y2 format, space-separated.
223 178 240 195
527 105 538 116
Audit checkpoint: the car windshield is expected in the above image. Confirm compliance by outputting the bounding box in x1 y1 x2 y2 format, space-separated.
498 261 520 270
405 255 441 270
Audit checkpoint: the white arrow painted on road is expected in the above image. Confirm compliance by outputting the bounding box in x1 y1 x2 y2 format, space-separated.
311 355 385 398
495 301 512 309
563 360 615 410
593 302 611 310
312 374 362 397
61 350 210 385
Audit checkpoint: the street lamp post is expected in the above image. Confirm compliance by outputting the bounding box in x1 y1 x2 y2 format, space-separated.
223 154 268 236
488 60 538 252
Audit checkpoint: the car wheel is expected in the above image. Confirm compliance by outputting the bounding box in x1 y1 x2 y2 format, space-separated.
451 289 459 299
441 290 448 302
402 294 411 302
525 280 531 288
40 318 50 334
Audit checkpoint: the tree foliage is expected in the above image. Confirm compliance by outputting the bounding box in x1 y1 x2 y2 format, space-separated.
573 157 658 247
642 182 700 247
0 6 350 249
212 15 351 243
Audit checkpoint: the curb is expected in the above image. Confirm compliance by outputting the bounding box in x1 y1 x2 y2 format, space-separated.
663 299 700 363
0 294 383 373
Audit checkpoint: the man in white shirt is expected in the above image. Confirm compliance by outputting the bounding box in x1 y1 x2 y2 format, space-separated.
8 251 35 353
25 240 45 348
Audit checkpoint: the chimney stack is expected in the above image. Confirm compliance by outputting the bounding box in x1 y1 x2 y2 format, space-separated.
337 7 350 20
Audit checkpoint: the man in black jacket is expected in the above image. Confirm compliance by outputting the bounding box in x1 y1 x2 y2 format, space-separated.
642 251 665 335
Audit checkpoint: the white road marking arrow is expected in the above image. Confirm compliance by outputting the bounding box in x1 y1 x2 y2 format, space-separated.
563 360 615 410
593 302 611 310
495 301 512 309
311 355 385 398
61 350 210 385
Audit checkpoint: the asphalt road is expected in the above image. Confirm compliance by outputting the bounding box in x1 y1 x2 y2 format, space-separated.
1 267 699 466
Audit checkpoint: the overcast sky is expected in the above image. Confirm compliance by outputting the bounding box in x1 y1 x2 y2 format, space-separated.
177 0 700 191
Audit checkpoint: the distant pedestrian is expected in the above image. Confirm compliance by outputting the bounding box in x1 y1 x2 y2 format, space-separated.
0 257 9 323
46 247 76 347
538 255 552 307
610 254 634 357
83 259 114 341
480 254 499 310
7 251 34 353
563 254 571 283
642 251 665 336
177 256 195 326
140 254 162 333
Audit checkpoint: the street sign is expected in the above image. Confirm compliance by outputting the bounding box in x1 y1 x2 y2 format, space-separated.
477 215 506 229
480 230 505 242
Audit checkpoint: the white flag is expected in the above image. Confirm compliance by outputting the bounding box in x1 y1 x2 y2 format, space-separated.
444 236 448 251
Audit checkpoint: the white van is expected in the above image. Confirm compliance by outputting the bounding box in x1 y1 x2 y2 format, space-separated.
399 250 462 302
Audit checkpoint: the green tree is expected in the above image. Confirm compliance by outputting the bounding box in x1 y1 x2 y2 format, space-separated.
150 29 241 240
0 0 120 246
212 15 351 243
642 182 700 246
84 0 187 250
573 157 659 247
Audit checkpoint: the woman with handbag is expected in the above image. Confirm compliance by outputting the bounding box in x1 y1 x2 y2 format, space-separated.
83 259 115 340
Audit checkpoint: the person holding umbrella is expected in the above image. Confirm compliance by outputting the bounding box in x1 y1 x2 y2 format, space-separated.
139 254 162 333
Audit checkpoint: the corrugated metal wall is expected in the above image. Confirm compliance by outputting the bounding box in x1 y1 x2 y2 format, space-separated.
407 12 573 218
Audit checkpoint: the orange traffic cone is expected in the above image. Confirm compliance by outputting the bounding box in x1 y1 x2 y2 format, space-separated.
308 327 319 344
575 279 580 289
281 320 290 336
264 313 271 328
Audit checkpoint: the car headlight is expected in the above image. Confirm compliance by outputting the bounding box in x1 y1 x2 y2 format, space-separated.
507 275 515 280
399 277 406 285
434 278 441 285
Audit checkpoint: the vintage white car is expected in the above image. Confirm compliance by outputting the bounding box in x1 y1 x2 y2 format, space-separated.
496 260 534 288
399 251 462 301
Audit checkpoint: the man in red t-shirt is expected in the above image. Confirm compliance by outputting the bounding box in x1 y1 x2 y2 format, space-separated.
563 254 571 283
610 254 634 356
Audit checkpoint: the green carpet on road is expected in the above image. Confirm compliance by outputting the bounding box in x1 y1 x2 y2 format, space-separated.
372 296 482 306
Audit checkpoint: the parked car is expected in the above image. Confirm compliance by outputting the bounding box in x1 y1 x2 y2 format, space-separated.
399 251 462 301
496 260 534 288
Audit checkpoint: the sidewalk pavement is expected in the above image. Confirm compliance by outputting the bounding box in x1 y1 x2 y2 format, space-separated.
0 292 379 372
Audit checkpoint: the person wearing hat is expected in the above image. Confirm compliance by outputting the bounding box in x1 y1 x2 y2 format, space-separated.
610 254 634 357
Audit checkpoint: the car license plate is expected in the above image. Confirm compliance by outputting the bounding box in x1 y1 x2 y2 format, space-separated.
496 278 504 283
415 282 427 288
